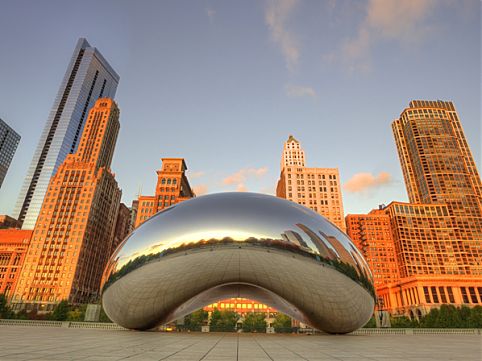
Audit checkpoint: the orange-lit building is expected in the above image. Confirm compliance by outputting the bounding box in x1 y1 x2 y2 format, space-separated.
12 98 122 310
346 208 400 288
276 135 346 231
0 230 32 297
348 100 482 318
204 298 276 315
134 158 194 228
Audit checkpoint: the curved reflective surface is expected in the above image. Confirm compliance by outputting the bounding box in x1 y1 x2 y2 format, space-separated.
102 192 375 333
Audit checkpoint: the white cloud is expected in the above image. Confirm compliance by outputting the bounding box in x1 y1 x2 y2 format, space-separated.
343 172 393 193
265 0 300 71
189 171 205 179
192 184 209 196
331 0 437 72
223 167 268 192
285 84 316 98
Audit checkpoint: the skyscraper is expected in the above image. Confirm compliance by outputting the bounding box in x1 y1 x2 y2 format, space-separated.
276 135 346 231
12 98 121 309
392 100 482 236
347 100 482 317
15 38 119 229
0 119 21 189
134 158 195 228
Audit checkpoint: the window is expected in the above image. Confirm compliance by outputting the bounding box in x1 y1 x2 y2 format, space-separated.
447 287 455 303
468 287 478 303
423 287 431 303
461 287 470 303
438 287 447 303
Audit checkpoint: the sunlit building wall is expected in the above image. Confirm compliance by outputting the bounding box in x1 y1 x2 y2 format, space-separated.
134 158 194 228
345 209 400 288
204 298 276 314
0 230 32 297
277 135 346 231
12 99 121 309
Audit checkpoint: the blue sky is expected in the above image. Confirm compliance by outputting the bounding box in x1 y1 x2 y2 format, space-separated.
0 0 480 216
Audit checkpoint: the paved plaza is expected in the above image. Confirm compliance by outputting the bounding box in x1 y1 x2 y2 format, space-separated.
0 326 480 361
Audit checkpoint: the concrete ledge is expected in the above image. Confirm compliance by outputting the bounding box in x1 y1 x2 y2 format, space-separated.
0 319 125 330
1 319 481 334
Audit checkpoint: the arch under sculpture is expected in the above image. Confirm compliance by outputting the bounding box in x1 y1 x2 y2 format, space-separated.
101 193 375 334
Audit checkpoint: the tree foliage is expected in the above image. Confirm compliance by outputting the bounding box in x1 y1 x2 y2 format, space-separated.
242 312 267 332
49 300 70 321
184 309 208 331
272 313 292 332
209 309 238 332
0 294 14 319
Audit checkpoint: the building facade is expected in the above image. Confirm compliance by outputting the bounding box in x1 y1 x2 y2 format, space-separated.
0 230 32 297
392 100 482 239
15 38 119 230
204 298 276 314
134 158 194 228
345 208 400 288
12 98 122 309
276 135 346 231
348 100 482 317
112 203 131 255
0 119 21 189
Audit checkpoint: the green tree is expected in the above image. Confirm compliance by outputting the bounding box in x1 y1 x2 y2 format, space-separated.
273 313 292 332
184 309 208 331
50 300 70 321
209 309 238 332
242 312 267 332
67 304 87 321
390 316 415 328
436 305 462 328
0 294 14 319
459 306 471 327
468 306 482 328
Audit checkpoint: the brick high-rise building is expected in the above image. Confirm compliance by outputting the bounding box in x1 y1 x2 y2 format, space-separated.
0 230 32 298
12 98 122 310
348 100 482 318
134 158 194 228
346 209 400 288
15 38 119 230
276 135 346 231
0 118 21 189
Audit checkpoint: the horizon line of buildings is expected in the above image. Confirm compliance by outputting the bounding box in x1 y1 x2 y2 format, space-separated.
0 38 480 320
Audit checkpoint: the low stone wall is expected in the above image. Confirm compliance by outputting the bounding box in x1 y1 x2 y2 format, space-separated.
0 319 125 330
0 319 480 334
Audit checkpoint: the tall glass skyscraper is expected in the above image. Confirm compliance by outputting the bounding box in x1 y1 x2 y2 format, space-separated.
15 38 119 229
0 118 21 189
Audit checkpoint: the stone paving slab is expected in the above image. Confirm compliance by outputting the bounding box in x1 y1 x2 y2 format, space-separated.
0 326 480 361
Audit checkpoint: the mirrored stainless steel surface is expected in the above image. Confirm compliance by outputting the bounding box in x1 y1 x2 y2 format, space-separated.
102 192 375 333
